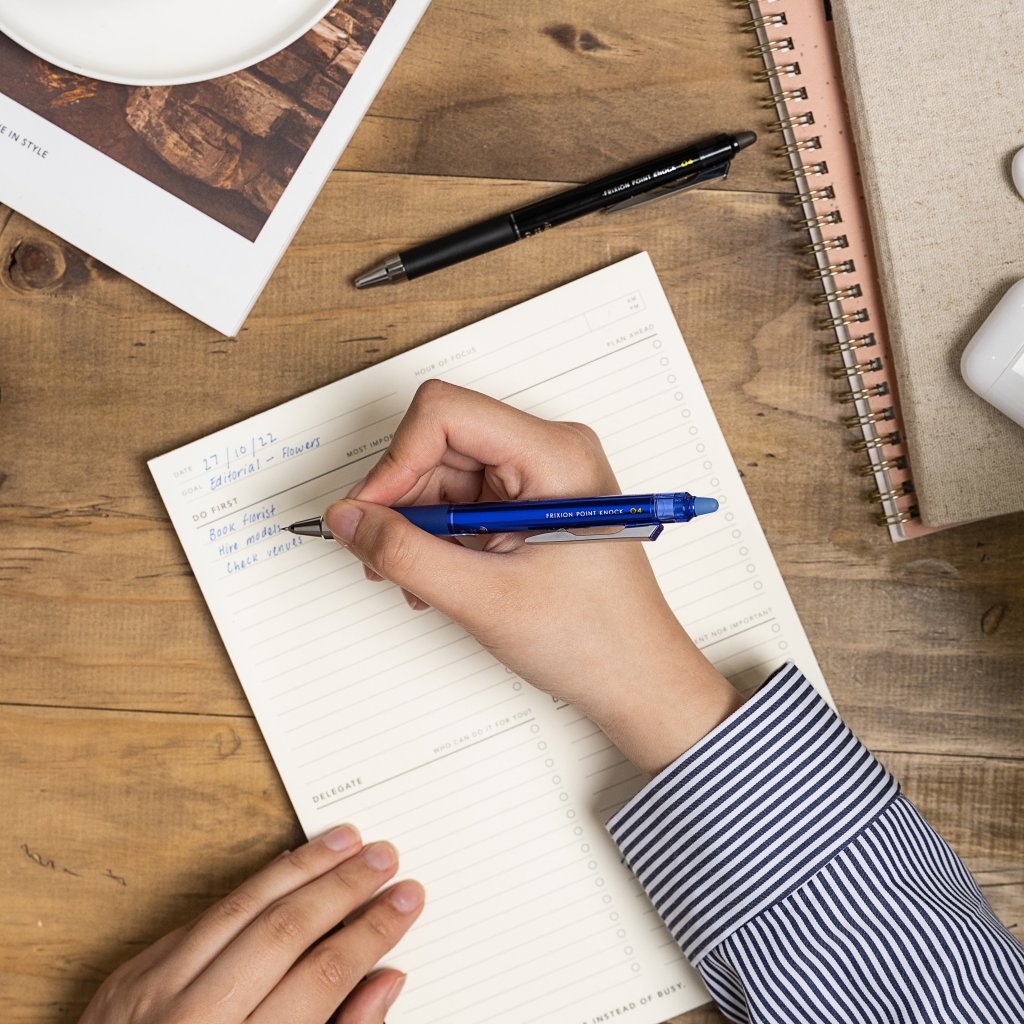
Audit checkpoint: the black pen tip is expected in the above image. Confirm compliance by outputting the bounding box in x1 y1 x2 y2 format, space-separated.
735 130 757 151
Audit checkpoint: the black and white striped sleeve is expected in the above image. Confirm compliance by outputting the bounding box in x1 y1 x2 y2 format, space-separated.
607 663 1024 1024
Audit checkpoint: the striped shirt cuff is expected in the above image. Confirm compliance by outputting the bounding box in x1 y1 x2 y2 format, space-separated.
607 662 900 964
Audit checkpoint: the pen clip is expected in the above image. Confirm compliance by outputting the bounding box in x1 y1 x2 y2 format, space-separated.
601 160 731 214
524 524 665 544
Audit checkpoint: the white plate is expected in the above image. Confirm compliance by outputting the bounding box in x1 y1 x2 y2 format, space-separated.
0 0 339 86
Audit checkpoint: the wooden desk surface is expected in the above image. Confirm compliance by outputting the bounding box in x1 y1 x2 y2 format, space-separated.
1 3 1021 1021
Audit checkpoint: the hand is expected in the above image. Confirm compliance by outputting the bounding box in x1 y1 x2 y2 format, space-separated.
80 825 423 1024
324 381 742 774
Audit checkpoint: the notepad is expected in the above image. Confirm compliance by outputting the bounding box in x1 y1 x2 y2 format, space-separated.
149 253 829 1024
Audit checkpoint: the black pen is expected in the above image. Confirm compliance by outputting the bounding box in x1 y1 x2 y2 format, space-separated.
354 131 757 288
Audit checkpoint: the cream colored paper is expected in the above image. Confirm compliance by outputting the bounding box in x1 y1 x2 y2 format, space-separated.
833 0 1024 525
150 254 828 1023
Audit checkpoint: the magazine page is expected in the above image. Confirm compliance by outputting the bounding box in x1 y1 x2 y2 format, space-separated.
0 0 429 333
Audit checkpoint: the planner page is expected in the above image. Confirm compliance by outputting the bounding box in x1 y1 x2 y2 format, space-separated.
150 252 828 1024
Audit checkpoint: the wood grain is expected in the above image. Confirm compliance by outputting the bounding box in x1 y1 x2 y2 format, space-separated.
341 0 778 191
1 707 299 1023
0 2 1021 1022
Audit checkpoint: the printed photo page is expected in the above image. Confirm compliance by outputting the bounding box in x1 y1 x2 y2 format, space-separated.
0 0 429 334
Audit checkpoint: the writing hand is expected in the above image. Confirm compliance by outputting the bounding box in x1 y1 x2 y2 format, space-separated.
80 826 423 1024
324 381 742 774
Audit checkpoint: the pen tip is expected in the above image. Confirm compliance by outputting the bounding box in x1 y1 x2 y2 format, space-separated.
354 265 391 289
354 256 406 289
735 130 757 151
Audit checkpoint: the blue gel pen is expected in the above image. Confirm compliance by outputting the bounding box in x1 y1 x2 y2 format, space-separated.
284 492 719 544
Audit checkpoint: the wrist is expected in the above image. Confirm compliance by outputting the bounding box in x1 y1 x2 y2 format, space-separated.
585 631 743 777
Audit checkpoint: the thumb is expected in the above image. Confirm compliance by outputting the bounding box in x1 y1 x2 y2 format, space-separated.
324 499 488 618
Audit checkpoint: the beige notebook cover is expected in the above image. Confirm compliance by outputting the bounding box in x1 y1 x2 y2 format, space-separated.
832 0 1024 527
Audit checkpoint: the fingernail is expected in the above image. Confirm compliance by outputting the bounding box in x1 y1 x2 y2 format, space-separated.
345 477 366 499
388 881 424 913
384 973 407 1009
364 566 384 583
403 590 428 611
362 842 397 871
322 824 360 853
324 501 363 546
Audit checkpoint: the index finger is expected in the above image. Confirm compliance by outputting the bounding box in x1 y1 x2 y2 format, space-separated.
157 824 363 990
356 380 609 505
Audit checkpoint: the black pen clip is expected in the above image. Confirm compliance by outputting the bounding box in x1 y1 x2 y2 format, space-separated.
602 160 731 214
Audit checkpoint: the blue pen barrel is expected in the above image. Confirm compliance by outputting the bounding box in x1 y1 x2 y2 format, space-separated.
393 492 713 537
394 503 452 534
448 495 656 534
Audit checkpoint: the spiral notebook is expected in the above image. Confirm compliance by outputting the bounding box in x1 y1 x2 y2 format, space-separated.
740 0 923 539
740 0 1024 535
